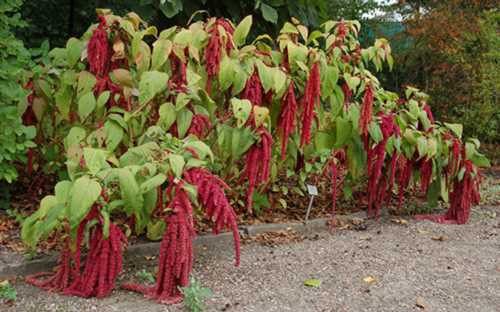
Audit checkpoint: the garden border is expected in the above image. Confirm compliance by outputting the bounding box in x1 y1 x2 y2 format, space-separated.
0 212 366 278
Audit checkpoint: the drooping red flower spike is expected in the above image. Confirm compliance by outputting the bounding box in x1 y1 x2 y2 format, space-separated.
184 167 241 266
123 182 195 304
169 53 188 92
415 154 481 224
240 127 273 213
204 18 234 92
187 114 211 138
26 236 79 292
365 113 399 217
359 83 374 139
278 81 298 159
87 16 111 78
242 70 264 107
327 149 346 221
300 62 320 147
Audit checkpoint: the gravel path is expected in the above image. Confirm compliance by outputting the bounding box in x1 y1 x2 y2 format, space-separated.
4 205 500 312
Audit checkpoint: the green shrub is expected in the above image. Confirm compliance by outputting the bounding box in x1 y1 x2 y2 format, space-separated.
0 0 36 183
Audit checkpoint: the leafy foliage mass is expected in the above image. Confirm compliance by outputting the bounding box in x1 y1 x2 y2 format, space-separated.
0 0 36 182
20 9 488 304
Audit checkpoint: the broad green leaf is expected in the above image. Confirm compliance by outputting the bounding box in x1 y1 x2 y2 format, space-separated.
55 181 72 204
96 91 111 109
417 137 427 158
69 176 101 228
78 91 96 121
104 120 124 152
147 220 166 241
176 109 193 138
444 122 463 139
168 154 185 178
253 106 269 128
66 38 83 68
77 71 96 96
151 39 172 70
231 98 252 127
233 15 253 47
256 62 274 92
139 71 169 104
159 102 177 130
368 122 383 143
140 174 167 194
64 126 86 150
83 148 109 175
260 3 278 23
118 168 143 216
183 140 214 162
335 117 352 147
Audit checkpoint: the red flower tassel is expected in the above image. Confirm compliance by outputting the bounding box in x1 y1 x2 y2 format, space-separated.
300 62 320 147
277 82 298 159
87 16 110 78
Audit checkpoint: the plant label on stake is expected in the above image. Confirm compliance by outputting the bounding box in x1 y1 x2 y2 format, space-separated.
305 184 318 221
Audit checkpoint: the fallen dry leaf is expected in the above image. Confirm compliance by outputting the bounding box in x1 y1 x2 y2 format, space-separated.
416 296 426 309
363 276 377 284
391 218 408 225
359 235 372 241
431 235 448 241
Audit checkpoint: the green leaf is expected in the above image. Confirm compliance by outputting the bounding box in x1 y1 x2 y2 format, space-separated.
78 92 96 121
104 121 124 152
140 174 167 194
304 279 321 287
66 38 83 68
118 168 144 216
183 140 214 162
147 220 166 241
69 177 102 228
139 71 169 105
83 148 109 175
368 122 383 143
335 117 352 147
233 15 253 47
158 102 177 130
257 62 274 93
417 137 427 158
168 154 185 178
96 91 111 109
444 122 463 139
231 98 252 127
64 127 86 150
176 109 193 138
151 39 172 70
260 3 278 23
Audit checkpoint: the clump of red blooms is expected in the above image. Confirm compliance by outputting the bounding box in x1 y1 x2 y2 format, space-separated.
277 81 298 159
242 71 264 106
240 127 273 212
300 62 320 147
327 150 347 220
184 167 240 265
168 52 188 92
27 204 127 298
187 114 211 138
365 113 400 218
205 18 234 92
123 168 240 303
123 182 195 303
87 16 131 110
359 84 374 139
